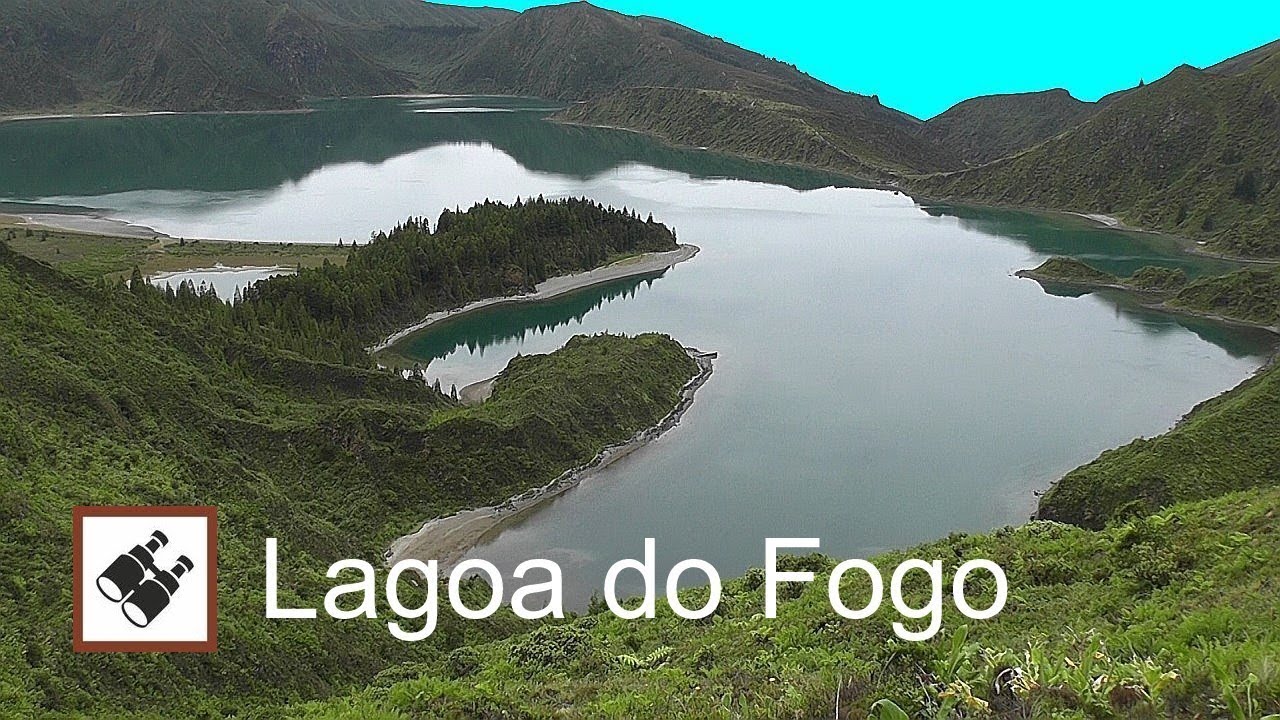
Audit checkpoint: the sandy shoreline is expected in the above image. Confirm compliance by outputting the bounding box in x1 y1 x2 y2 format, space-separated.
369 244 700 353
386 347 716 571
2 210 171 240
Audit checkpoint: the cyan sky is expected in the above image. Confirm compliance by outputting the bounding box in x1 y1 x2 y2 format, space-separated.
447 0 1280 118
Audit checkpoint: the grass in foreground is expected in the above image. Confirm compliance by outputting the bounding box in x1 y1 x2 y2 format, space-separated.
294 485 1280 719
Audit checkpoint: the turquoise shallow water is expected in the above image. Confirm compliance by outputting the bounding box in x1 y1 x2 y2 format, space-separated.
3 97 1273 606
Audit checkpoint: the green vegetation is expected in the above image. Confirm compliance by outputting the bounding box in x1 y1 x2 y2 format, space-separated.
1038 360 1280 528
220 257 1277 719
1127 265 1191 293
284 255 1280 719
0 223 348 281
1018 258 1279 528
0 203 698 716
421 2 841 105
295 485 1280 719
1016 256 1124 287
920 48 1280 259
4 1 1279 261
1019 256 1278 330
0 0 511 114
1172 268 1280 328
238 197 677 363
916 88 1094 166
556 86 959 178
2 0 958 179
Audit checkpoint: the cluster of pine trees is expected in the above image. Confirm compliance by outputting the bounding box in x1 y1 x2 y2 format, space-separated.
127 197 677 365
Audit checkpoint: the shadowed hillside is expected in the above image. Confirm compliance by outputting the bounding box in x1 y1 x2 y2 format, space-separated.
0 0 512 113
917 45 1280 258
918 88 1095 165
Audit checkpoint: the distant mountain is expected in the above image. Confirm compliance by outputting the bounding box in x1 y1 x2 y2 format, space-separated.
2 1 1278 253
0 0 511 113
918 44 1280 258
449 2 967 176
917 89 1095 165
425 1 844 104
0 0 962 176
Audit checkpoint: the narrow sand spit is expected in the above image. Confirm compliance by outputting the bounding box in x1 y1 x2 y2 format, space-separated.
369 244 699 353
5 211 169 240
385 348 717 571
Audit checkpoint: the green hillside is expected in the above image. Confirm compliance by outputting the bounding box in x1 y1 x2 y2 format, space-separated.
0 0 511 113
1010 257 1280 527
428 2 886 112
555 86 960 178
0 206 698 716
917 47 1280 259
295 485 1280 719
1038 358 1280 529
0 0 962 177
917 89 1095 165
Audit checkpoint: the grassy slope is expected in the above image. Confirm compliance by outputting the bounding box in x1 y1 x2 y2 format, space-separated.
1037 360 1280 530
0 0 510 114
0 242 697 717
0 224 349 281
555 86 960 178
297 486 1280 719
1171 268 1280 328
917 89 1095 166
425 1 837 104
1016 258 1279 528
917 49 1280 259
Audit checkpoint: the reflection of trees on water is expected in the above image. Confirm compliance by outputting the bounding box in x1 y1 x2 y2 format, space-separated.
1027 281 1275 359
920 203 1276 359
398 272 663 366
918 203 1239 278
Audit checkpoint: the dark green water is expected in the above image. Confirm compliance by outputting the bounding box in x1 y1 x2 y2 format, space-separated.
2 97 1273 606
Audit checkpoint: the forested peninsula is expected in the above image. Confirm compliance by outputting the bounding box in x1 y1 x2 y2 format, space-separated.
0 200 699 716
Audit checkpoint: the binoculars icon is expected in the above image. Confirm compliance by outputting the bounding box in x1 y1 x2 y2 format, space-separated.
96 530 195 628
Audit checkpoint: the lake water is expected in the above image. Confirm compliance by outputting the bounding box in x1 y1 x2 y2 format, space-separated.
2 97 1273 605
147 266 293 300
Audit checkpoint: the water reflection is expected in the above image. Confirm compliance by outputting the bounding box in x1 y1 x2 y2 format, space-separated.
0 97 859 201
921 203 1240 277
1065 286 1275 359
386 272 664 369
147 266 292 301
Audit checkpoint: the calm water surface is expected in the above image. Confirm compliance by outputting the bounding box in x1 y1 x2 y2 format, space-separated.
147 266 293 299
2 98 1273 605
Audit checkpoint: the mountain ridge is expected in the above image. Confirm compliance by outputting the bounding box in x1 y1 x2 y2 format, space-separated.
916 87 1095 165
915 46 1280 258
2 1 1278 255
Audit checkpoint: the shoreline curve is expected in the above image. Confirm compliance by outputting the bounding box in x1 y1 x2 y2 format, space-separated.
369 244 700 353
385 346 716 571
